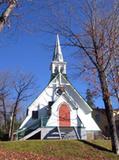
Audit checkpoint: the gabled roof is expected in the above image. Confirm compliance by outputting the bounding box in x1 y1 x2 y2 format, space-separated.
46 93 84 127
46 92 100 130
54 73 93 114
20 73 92 129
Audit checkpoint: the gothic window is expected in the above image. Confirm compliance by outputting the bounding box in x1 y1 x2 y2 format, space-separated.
32 111 38 119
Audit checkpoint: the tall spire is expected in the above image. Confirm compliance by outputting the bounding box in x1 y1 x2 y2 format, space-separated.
51 34 67 78
53 34 64 62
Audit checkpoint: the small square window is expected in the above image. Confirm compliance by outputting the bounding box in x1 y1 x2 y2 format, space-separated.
32 111 38 119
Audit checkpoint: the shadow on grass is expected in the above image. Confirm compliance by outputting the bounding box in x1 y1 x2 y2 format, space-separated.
80 140 112 153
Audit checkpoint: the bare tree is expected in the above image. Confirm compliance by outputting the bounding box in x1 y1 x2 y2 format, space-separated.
9 73 35 140
108 53 119 104
0 0 60 33
0 72 10 132
42 0 119 154
0 0 17 31
0 71 36 140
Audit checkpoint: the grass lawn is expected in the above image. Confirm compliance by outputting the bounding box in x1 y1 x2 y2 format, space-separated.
0 140 119 160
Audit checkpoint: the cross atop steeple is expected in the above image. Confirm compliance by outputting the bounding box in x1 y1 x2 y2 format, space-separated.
51 34 67 78
53 34 64 62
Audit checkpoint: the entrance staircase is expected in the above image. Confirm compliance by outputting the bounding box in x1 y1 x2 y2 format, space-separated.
17 117 80 140
17 126 80 140
16 117 48 140
43 127 80 140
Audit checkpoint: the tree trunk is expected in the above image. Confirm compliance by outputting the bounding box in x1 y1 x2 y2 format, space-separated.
9 105 18 140
9 112 14 140
0 1 16 32
98 69 119 154
9 100 18 140
2 99 7 132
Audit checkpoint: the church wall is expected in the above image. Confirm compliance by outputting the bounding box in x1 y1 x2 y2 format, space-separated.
20 84 54 129
77 109 100 131
46 96 78 127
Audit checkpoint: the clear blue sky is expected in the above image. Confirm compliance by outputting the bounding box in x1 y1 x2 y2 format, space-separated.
0 31 105 109
1 0 118 110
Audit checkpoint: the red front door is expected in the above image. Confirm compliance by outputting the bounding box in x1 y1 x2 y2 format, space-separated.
59 103 70 127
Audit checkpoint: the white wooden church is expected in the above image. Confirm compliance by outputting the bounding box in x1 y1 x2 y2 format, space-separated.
17 35 100 140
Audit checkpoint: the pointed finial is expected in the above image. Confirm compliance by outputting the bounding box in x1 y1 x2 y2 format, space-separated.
53 34 64 62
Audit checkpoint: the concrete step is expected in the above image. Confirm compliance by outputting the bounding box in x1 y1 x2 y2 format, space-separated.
46 127 79 140
59 127 80 140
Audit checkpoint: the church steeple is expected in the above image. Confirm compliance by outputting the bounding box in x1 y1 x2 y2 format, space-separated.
51 34 67 77
53 34 64 62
